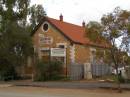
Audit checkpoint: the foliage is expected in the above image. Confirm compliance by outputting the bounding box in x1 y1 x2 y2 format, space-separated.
0 0 46 79
29 4 46 30
86 7 130 67
86 7 130 90
100 7 130 68
94 48 112 65
86 21 104 42
35 60 63 81
112 74 125 83
0 60 16 81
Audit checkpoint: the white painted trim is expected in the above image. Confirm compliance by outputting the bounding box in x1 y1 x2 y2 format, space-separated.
42 21 50 32
50 48 66 57
90 47 96 62
40 47 50 51
90 48 96 52
70 45 75 63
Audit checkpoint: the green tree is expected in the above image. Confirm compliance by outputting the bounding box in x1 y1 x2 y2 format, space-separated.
0 0 33 79
86 21 103 42
29 4 46 30
86 7 130 92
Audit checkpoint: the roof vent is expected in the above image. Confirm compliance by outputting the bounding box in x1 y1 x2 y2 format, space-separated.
59 14 63 21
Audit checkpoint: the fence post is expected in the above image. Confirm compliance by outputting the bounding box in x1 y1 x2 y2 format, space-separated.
84 63 92 79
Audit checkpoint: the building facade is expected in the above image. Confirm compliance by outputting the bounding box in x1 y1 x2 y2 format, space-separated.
29 15 108 78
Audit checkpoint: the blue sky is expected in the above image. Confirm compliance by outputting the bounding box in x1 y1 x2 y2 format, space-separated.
31 0 130 25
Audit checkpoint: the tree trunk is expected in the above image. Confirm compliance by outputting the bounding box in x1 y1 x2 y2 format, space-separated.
111 49 122 92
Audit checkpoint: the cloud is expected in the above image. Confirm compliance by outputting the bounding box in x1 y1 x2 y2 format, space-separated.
31 0 130 25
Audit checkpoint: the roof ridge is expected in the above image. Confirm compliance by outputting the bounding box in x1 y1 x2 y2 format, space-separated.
46 17 83 28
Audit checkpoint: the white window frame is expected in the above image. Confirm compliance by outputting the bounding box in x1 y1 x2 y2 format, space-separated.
56 43 67 65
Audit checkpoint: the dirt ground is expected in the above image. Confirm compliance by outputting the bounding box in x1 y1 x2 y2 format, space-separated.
0 86 130 97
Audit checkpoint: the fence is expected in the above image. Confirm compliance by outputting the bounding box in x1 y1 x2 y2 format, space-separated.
68 63 84 80
91 64 112 77
125 66 130 79
68 63 112 80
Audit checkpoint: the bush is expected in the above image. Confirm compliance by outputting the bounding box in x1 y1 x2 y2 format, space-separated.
118 75 125 83
0 64 17 81
112 74 125 83
35 60 64 81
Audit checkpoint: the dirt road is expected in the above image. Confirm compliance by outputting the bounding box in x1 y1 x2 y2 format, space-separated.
0 86 130 97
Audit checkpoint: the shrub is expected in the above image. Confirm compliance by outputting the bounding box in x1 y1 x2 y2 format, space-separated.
35 60 63 81
112 74 125 83
118 75 125 83
0 64 16 81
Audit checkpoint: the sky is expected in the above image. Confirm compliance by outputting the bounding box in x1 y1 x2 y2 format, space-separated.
31 0 130 26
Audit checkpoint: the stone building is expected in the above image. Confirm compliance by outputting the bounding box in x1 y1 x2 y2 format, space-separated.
25 15 109 79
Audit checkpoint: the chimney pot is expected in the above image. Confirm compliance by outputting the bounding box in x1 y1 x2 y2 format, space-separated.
82 21 85 27
59 14 63 21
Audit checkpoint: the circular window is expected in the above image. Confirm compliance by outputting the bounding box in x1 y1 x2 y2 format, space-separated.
43 23 49 32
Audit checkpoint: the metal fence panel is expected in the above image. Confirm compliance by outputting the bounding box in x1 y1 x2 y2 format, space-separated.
68 64 84 80
68 63 112 80
126 67 130 79
91 64 112 77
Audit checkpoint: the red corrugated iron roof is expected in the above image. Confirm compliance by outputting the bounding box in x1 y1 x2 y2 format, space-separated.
47 17 88 44
47 17 109 48
32 16 109 48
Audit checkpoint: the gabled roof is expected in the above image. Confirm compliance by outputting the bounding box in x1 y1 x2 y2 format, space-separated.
32 16 109 48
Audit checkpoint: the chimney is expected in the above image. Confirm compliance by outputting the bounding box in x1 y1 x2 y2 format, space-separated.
59 14 63 21
82 21 85 27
